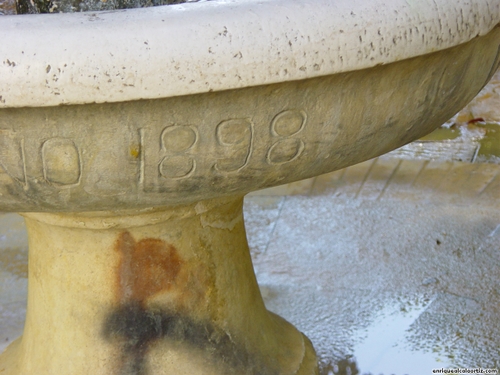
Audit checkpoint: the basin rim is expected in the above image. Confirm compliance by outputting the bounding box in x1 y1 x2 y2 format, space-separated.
0 0 499 108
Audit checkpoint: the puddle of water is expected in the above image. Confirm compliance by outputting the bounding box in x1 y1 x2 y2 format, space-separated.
419 126 461 142
476 123 500 159
411 120 500 164
352 297 451 375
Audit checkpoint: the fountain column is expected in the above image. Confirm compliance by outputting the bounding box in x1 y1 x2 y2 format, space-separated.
1 197 316 375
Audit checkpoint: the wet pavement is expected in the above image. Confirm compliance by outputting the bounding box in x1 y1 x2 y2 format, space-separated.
246 159 500 374
0 67 499 375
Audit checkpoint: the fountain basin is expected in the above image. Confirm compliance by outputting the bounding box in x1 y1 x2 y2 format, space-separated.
0 27 499 211
0 0 499 374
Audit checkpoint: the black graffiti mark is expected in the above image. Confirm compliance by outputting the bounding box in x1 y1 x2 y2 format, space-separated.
103 303 163 375
102 302 276 375
105 231 279 375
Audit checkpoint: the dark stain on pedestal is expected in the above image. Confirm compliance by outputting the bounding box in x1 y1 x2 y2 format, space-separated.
103 231 183 375
102 231 273 375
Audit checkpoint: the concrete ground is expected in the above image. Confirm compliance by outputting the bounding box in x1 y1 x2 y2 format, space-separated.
246 157 500 374
1 71 499 375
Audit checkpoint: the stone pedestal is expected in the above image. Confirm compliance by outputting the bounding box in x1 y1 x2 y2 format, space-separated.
0 197 317 374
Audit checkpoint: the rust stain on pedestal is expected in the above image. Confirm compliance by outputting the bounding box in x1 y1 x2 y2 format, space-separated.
102 230 273 375
103 231 187 375
115 231 183 305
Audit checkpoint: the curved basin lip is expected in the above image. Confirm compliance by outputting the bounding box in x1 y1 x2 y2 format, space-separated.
0 0 499 108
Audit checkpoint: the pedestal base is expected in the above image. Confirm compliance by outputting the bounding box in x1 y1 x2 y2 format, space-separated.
0 196 318 375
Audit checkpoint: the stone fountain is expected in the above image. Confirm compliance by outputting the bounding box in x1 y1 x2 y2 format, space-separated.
0 0 499 374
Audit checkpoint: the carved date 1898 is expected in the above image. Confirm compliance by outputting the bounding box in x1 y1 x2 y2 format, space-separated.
0 109 308 193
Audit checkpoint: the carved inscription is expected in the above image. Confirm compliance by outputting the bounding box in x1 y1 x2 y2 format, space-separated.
1 109 308 194
141 110 307 192
0 133 82 189
215 119 253 173
267 110 306 165
42 138 81 186
159 125 198 179
0 130 26 186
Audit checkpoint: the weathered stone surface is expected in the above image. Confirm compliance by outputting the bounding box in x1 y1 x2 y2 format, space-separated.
0 197 318 375
2 0 499 109
0 27 499 212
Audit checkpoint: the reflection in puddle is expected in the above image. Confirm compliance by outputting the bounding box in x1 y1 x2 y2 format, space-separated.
351 297 450 375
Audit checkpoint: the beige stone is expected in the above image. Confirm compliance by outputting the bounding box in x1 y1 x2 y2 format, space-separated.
1 0 499 108
0 197 317 374
0 0 499 374
0 28 499 212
